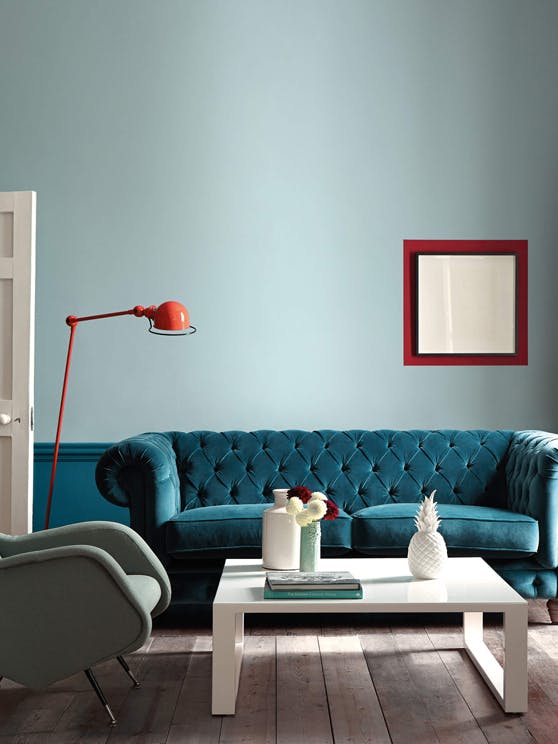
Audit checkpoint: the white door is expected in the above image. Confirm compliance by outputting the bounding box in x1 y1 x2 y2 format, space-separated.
0 191 35 535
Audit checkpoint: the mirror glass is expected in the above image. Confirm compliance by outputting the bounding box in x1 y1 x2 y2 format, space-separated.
417 254 517 355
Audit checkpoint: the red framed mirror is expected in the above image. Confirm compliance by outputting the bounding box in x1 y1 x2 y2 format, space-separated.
404 240 528 366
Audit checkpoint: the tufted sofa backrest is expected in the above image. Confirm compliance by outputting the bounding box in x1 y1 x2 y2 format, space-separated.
169 429 513 514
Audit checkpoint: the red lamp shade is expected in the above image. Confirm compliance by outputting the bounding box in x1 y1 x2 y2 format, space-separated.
153 301 192 333
135 301 196 336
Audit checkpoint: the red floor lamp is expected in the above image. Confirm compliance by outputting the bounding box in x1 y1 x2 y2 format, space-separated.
44 301 196 529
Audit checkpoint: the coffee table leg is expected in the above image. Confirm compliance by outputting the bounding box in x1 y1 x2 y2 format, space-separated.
503 604 528 713
212 608 245 715
463 608 528 713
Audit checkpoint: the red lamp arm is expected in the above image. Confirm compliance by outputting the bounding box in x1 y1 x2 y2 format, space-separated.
44 304 171 529
65 305 156 326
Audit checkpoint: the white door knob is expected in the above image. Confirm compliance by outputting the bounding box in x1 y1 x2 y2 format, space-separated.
0 413 11 425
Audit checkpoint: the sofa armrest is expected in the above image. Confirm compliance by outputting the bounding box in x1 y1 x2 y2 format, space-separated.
95 432 181 559
506 430 558 568
0 545 151 688
0 521 171 617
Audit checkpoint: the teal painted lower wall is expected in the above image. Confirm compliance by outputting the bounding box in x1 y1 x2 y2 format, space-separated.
34 443 129 532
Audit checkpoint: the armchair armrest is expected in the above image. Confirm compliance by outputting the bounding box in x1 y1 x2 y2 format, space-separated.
95 432 182 558
0 545 153 688
506 430 558 568
0 521 171 616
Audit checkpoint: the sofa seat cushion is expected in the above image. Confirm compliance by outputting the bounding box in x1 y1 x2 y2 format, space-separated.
166 504 352 557
352 503 538 559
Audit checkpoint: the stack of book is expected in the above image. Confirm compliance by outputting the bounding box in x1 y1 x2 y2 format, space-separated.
263 570 363 599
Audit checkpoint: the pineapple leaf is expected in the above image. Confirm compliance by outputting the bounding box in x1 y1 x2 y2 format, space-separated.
414 490 441 533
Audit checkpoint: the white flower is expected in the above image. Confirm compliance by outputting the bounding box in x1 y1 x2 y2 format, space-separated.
286 496 303 515
296 511 313 527
310 491 327 502
306 499 327 520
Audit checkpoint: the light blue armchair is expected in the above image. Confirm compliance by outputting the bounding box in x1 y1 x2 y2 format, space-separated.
0 521 171 724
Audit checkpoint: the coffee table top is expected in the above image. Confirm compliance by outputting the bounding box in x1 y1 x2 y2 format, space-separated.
213 557 526 614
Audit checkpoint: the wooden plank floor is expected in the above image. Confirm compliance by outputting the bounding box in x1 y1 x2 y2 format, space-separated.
1 601 557 743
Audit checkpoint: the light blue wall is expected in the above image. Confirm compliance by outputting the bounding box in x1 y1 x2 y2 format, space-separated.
2 0 558 445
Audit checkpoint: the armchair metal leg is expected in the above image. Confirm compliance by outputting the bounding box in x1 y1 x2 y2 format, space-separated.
84 668 117 725
116 655 140 687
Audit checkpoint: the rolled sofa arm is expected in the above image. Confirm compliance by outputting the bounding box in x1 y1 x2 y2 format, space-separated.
95 432 181 559
506 430 558 569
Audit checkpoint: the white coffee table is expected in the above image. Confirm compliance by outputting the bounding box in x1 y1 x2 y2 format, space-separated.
211 557 528 715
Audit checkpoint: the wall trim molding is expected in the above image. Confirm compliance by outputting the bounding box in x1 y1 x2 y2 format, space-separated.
33 442 125 531
34 442 111 463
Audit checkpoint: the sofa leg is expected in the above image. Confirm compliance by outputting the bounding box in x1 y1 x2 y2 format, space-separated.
547 599 558 624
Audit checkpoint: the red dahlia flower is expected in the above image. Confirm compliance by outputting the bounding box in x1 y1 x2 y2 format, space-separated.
287 485 313 504
323 499 339 520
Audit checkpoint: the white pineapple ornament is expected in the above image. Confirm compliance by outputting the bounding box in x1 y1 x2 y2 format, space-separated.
407 490 447 579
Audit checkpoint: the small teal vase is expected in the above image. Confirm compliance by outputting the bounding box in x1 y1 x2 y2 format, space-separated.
299 520 321 572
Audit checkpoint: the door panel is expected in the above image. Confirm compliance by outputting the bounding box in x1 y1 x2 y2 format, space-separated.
0 211 13 257
0 191 35 535
0 438 11 534
0 279 13 398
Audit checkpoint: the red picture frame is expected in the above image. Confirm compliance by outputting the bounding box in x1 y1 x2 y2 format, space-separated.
403 240 528 366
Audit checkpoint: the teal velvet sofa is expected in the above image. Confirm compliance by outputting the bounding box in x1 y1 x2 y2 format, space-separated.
95 429 558 621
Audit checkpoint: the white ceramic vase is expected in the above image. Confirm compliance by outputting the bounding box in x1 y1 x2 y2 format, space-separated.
262 489 301 569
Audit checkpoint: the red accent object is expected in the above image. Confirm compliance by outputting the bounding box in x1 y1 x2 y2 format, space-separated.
44 302 194 529
151 300 191 332
323 499 339 521
287 486 313 504
403 240 528 366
